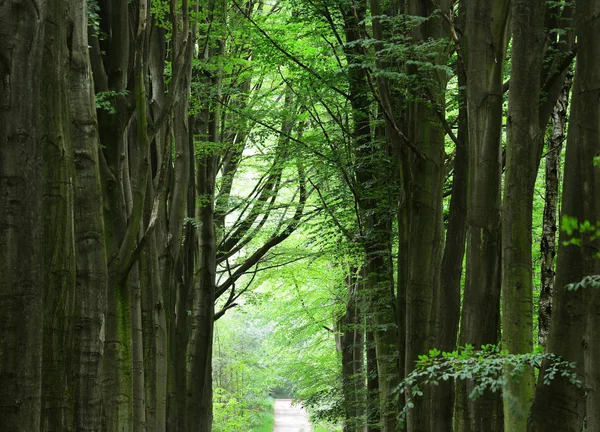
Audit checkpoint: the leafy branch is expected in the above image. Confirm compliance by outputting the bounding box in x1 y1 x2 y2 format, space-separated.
396 345 581 429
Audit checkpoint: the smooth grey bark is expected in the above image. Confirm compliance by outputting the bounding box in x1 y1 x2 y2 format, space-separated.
0 1 47 430
528 0 600 429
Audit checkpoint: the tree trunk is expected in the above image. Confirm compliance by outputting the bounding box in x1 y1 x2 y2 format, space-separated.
431 49 468 432
69 0 109 427
185 144 217 431
40 0 77 429
501 0 546 429
341 271 366 432
366 331 381 432
538 81 570 347
400 4 450 432
456 1 510 431
0 1 47 430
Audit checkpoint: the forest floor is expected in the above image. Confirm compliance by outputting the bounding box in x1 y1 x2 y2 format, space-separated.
273 399 312 432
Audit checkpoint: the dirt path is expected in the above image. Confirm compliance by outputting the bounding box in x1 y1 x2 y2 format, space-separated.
273 398 312 432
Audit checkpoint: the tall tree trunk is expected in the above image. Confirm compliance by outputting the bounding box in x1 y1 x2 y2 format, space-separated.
41 0 77 429
400 3 450 431
528 0 600 429
538 81 570 347
456 1 510 430
431 51 468 432
69 0 109 427
501 0 546 429
0 1 47 430
185 143 217 431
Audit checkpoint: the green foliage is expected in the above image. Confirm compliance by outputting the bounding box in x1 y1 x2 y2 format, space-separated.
396 345 581 429
150 0 171 32
560 215 600 253
302 387 345 424
95 90 129 115
566 275 600 291
213 314 278 432
249 398 275 432
87 0 102 35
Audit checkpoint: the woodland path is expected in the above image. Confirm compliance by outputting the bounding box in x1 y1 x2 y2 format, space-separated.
273 399 312 432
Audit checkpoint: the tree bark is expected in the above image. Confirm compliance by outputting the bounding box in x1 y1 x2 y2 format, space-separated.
69 0 109 427
399 3 450 431
40 1 77 429
366 330 381 432
0 1 47 430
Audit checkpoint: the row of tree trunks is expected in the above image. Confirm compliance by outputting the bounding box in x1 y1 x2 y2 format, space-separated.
331 0 582 430
402 3 450 431
528 0 600 429
340 4 399 431
502 0 580 427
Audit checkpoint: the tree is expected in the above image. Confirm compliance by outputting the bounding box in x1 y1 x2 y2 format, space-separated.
1 1 109 430
455 1 510 430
